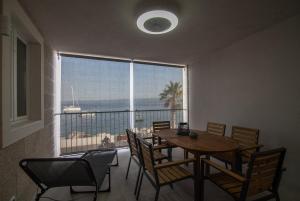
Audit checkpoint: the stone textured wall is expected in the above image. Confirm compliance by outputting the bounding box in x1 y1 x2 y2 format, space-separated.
0 44 56 201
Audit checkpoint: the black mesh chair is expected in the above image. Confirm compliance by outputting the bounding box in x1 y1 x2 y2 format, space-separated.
20 149 117 201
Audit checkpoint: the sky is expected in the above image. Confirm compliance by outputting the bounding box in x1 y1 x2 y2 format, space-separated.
61 56 183 102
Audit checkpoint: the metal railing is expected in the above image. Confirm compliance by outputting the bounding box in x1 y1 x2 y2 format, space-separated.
58 109 187 154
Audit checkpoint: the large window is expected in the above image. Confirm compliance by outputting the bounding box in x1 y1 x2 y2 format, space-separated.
59 54 187 153
61 56 130 112
60 56 185 114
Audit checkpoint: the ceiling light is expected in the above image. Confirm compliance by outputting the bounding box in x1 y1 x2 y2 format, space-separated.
137 10 178 34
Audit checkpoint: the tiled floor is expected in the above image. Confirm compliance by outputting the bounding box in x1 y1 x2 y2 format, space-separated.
40 148 234 201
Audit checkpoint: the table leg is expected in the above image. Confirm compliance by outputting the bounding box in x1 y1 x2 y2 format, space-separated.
158 136 162 145
194 152 203 201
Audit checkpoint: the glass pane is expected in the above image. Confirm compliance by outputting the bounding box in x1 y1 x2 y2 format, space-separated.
60 56 130 150
61 57 130 112
17 38 27 117
133 63 184 129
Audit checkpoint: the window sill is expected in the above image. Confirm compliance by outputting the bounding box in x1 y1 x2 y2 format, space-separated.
4 120 44 146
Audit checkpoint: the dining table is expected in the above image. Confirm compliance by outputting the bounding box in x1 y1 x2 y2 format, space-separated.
153 129 240 201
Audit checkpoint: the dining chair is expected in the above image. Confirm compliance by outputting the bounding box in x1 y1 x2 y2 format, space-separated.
125 129 169 195
136 137 195 201
213 126 262 170
201 147 286 201
184 122 226 160
207 122 226 136
152 121 171 145
152 121 176 161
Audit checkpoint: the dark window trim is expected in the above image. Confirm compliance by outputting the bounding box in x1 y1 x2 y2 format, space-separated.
59 53 131 63
133 60 185 68
59 53 186 68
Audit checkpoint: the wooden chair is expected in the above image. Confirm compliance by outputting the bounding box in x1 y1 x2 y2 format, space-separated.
201 147 286 201
125 129 169 195
152 121 176 161
207 122 226 136
152 121 171 145
213 126 262 170
136 137 195 201
184 122 226 160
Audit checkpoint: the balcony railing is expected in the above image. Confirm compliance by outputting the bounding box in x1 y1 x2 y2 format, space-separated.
58 109 187 154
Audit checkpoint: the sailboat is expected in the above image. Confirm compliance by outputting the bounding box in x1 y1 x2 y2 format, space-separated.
63 86 81 113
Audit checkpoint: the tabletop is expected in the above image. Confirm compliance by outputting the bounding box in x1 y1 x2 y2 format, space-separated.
154 129 239 154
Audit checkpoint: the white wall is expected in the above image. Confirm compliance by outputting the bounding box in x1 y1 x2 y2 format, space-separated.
189 14 300 200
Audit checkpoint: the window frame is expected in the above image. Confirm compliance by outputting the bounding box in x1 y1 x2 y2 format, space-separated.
1 0 45 148
11 28 30 123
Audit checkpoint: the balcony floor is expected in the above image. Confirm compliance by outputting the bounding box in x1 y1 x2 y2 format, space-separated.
40 148 233 201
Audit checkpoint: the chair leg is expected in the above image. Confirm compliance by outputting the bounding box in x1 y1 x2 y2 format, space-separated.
225 162 228 169
111 151 119 166
136 172 144 200
70 186 75 193
275 193 280 201
184 150 189 166
134 166 142 195
35 189 46 201
102 168 111 192
116 151 119 166
154 187 160 201
125 157 132 179
169 183 174 190
205 155 210 176
168 148 173 161
184 150 188 159
93 185 98 201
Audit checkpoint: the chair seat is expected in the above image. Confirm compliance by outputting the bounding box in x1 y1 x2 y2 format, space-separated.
153 150 168 161
157 166 192 185
209 172 242 199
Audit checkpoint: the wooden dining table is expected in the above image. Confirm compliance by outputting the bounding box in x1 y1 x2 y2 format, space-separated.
153 129 239 201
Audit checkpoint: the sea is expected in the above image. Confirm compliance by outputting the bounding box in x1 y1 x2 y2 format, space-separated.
60 98 184 137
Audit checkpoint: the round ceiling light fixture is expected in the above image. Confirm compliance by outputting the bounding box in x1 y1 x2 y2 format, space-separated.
137 10 178 34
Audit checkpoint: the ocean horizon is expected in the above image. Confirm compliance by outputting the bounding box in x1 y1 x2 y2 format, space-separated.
60 98 184 137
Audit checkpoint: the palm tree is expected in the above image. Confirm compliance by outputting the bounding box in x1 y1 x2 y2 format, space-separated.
159 81 183 128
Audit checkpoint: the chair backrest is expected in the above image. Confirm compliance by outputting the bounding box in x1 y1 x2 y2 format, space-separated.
244 148 286 198
126 129 138 156
207 122 226 136
153 121 171 133
137 137 158 181
231 126 259 148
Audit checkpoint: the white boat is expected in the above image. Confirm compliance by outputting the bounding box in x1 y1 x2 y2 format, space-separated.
63 106 81 113
63 86 81 113
79 112 96 118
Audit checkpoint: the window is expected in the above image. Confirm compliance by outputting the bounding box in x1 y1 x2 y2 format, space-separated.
11 33 29 122
16 38 28 117
58 54 187 153
133 63 184 110
133 62 186 129
1 0 44 148
61 56 130 112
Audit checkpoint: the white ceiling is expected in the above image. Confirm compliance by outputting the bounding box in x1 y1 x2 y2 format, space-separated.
19 0 300 65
